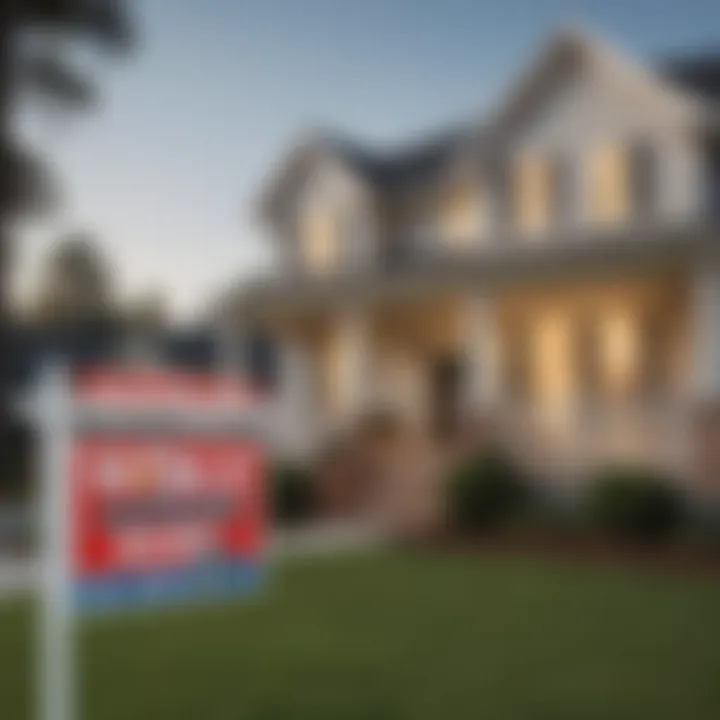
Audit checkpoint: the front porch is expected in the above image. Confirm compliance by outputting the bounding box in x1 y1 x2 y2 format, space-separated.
270 272 704 478
230 236 720 503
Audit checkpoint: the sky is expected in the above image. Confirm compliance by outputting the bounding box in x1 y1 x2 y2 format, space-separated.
14 0 720 320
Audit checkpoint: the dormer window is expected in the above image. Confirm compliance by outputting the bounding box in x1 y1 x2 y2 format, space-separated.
301 204 338 273
587 143 631 225
514 154 553 237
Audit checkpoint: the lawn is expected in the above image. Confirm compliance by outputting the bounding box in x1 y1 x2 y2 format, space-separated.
1 550 719 719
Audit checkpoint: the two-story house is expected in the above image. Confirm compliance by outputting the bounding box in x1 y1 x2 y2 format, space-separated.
232 28 720 498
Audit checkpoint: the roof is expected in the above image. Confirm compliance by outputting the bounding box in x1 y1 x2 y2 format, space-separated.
258 27 717 225
258 125 472 222
661 51 720 102
319 126 469 190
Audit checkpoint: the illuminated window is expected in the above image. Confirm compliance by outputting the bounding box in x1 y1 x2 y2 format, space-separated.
440 184 482 246
587 144 631 224
600 310 639 398
515 154 552 236
301 206 337 272
532 313 573 409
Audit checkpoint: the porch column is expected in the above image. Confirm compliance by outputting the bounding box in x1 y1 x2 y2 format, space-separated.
277 337 317 457
461 295 501 414
690 256 720 494
334 306 371 425
692 257 720 400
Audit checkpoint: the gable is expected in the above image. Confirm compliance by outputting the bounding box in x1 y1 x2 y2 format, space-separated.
258 135 374 234
489 28 703 156
296 153 367 217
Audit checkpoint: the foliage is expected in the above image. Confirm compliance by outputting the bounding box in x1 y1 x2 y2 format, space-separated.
34 232 116 324
584 467 685 540
272 462 317 524
3 1 134 218
446 450 526 531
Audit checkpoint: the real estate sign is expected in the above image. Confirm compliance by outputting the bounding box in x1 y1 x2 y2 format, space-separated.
69 369 266 612
72 435 264 611
34 365 269 720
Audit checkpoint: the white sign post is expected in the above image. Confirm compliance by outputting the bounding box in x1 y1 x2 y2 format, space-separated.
37 363 74 720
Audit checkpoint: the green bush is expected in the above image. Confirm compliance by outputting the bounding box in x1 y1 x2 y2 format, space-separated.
272 463 316 524
584 467 684 540
446 450 526 532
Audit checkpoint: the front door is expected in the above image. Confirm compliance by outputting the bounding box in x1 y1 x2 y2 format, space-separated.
429 355 463 442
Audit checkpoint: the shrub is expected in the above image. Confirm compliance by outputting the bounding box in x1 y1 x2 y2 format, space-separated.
446 450 526 532
272 463 316 524
584 467 684 540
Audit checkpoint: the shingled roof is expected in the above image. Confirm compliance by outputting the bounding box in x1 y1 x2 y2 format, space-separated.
661 51 720 103
259 29 720 226
317 126 470 190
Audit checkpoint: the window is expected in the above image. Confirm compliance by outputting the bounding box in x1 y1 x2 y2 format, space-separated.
599 310 639 399
532 313 573 410
439 183 482 246
587 143 631 224
515 154 553 236
301 205 337 272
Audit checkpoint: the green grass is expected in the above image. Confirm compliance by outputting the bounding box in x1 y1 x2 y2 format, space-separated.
1 551 720 719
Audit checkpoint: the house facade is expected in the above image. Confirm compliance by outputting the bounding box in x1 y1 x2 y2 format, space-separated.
233 28 720 498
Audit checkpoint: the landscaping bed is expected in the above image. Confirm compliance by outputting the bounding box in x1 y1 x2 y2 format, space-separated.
427 524 720 579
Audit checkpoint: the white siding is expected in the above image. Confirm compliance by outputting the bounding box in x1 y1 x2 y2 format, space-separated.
510 61 705 225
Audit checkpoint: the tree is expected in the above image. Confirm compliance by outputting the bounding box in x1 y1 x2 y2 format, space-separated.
2 1 133 280
0 2 133 465
125 289 167 334
33 231 116 326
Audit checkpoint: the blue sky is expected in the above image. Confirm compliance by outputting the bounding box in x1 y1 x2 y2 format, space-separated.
15 0 720 319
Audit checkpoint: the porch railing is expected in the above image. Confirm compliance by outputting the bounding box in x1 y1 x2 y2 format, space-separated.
496 400 694 484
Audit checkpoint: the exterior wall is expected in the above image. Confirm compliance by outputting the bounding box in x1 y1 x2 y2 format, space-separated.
689 256 720 497
510 60 705 226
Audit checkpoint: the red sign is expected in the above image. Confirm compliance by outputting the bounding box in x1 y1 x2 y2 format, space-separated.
69 369 266 611
72 438 264 576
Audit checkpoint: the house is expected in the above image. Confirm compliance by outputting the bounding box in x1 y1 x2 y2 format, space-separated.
231 27 720 501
